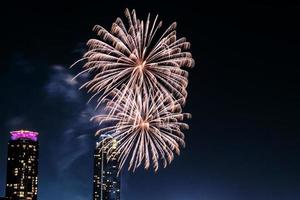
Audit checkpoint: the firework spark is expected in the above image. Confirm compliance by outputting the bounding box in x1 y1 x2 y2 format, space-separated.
73 8 194 108
93 88 191 172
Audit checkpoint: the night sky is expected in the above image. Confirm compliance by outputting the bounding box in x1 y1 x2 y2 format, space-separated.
1 1 300 200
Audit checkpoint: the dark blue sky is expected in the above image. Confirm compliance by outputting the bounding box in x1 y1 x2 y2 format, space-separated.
1 1 300 200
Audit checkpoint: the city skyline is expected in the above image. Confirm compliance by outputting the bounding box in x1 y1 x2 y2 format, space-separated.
4 130 39 200
93 137 120 200
1 1 300 200
1 130 120 200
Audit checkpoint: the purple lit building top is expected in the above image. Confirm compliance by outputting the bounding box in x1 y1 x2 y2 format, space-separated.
10 130 39 141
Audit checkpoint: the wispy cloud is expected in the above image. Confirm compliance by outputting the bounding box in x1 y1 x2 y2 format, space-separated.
43 63 101 198
45 65 79 102
6 116 27 129
44 63 105 175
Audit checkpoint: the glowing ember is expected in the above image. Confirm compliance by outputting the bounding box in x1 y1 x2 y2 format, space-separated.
10 130 39 141
140 121 150 129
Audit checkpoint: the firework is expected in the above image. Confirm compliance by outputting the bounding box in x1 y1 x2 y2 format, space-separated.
73 8 194 108
92 88 191 172
73 8 194 172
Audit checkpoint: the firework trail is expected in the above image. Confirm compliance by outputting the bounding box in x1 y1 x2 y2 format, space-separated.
73 8 194 108
92 88 191 172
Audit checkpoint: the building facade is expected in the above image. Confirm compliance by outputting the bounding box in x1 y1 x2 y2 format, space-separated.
5 130 39 200
93 138 120 200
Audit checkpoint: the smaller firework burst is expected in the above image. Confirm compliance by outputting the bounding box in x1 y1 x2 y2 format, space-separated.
92 88 191 172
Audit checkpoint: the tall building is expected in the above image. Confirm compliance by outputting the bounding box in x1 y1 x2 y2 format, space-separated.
5 130 39 200
93 137 120 200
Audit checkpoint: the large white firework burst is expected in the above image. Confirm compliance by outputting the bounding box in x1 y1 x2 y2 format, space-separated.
73 8 194 108
92 88 191 172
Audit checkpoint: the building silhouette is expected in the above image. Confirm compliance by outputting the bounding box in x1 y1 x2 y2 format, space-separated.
5 130 39 200
93 137 120 200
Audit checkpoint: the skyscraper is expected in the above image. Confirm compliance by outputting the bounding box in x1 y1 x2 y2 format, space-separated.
93 137 120 200
5 130 39 200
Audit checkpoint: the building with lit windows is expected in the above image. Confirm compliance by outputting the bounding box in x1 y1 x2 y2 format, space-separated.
93 137 120 200
5 130 39 200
